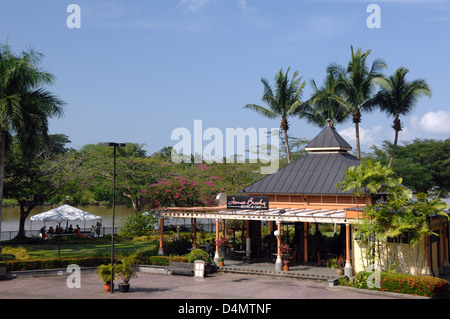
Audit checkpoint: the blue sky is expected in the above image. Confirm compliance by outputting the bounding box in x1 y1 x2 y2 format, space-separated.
1 0 449 156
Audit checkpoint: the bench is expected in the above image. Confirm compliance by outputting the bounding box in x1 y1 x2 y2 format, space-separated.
166 262 194 276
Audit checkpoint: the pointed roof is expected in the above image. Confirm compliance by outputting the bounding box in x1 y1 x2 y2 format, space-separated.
239 121 359 195
304 119 352 153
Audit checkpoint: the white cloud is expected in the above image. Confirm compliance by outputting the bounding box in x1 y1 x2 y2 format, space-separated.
178 0 250 12
418 110 450 133
237 0 247 10
178 0 211 12
338 125 384 146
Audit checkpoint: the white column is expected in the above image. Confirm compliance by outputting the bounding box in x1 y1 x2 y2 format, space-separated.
275 221 282 272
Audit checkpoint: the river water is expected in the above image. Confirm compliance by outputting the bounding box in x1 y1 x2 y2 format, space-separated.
0 205 135 232
0 205 217 233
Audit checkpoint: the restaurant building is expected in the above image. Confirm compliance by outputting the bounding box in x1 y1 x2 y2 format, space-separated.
160 120 449 277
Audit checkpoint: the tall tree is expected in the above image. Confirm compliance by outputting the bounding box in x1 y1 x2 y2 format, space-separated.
328 46 387 159
304 70 349 128
243 67 306 163
0 44 65 244
375 67 432 166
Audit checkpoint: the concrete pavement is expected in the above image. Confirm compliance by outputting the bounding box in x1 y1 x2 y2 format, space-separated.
0 269 410 300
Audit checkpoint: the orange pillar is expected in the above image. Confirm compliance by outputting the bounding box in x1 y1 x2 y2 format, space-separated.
214 219 220 264
158 218 164 255
344 223 353 276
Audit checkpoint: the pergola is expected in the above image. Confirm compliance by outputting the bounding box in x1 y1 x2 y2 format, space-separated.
158 205 355 273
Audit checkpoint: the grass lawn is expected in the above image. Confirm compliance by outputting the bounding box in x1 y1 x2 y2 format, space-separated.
20 241 158 259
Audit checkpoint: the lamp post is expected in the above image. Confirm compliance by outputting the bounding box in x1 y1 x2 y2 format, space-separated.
103 142 126 294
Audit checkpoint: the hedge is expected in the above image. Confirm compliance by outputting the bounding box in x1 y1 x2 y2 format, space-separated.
1 257 113 271
354 271 450 297
0 255 189 271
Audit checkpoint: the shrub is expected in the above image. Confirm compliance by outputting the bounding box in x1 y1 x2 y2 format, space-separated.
1 246 31 260
354 271 450 297
187 249 211 265
118 211 157 239
1 256 113 271
164 237 192 256
145 256 188 266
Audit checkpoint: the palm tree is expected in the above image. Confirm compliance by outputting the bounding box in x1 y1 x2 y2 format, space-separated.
375 67 432 167
0 44 65 246
303 70 349 129
243 67 306 163
328 46 387 159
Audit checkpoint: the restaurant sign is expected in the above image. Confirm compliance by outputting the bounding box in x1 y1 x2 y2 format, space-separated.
227 196 269 210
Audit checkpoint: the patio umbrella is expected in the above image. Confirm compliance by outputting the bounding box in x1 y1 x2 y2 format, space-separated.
31 204 102 257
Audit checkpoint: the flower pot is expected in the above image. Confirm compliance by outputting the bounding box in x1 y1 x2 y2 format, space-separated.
103 283 114 292
336 268 344 276
219 261 225 267
283 261 290 271
119 283 130 292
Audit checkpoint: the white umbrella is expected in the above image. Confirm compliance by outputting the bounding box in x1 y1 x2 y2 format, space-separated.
31 204 102 258
31 204 102 223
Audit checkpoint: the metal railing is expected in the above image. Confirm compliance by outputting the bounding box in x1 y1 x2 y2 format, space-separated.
0 227 119 242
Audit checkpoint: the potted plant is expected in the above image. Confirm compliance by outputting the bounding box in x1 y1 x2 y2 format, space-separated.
219 257 225 267
96 264 114 292
328 255 345 276
216 236 229 258
280 243 291 271
115 253 139 292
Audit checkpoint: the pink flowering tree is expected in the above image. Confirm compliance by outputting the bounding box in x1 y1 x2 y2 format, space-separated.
141 174 221 210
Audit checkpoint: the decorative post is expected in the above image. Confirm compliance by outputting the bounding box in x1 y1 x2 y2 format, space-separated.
275 221 282 272
344 223 353 277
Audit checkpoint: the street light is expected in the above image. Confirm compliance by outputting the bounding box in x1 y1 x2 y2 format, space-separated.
103 142 126 294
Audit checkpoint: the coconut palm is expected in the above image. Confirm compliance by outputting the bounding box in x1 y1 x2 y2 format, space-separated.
375 67 432 167
243 67 306 163
328 46 387 159
303 70 350 129
0 44 65 245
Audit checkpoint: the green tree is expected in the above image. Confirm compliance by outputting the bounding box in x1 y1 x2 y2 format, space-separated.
375 67 432 166
4 140 78 239
118 211 157 238
328 46 387 159
243 67 307 163
304 70 349 129
370 139 450 193
0 44 65 244
337 160 402 268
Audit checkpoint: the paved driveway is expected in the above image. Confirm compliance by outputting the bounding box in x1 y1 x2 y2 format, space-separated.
0 271 406 300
